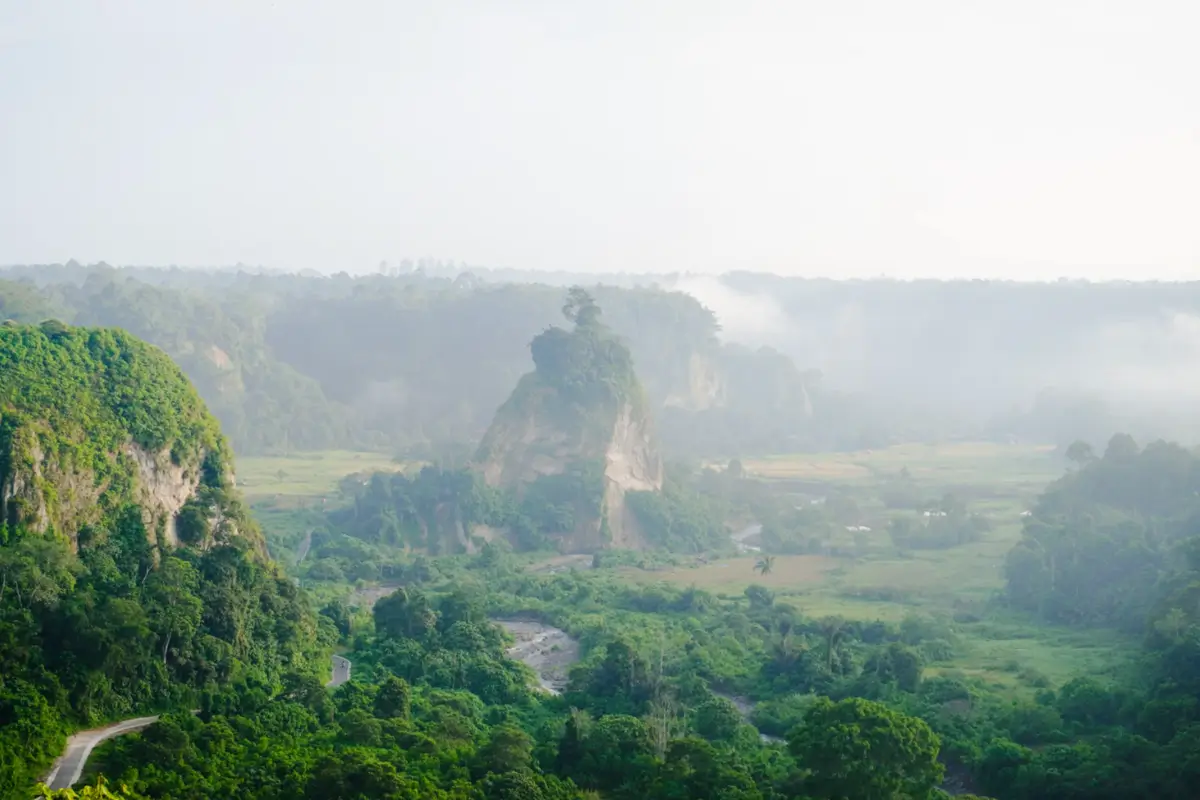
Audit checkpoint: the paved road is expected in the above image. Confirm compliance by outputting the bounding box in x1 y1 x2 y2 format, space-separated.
328 654 352 687
45 716 160 790
46 655 352 789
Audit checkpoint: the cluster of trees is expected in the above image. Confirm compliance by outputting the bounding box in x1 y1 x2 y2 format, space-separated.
1005 434 1200 630
310 454 740 566
527 288 641 415
0 518 329 799
625 467 730 553
317 460 613 565
994 433 1200 797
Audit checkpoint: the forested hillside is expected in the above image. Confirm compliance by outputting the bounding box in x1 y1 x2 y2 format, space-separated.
1 265 821 458
992 434 1200 797
0 322 329 798
10 263 1199 457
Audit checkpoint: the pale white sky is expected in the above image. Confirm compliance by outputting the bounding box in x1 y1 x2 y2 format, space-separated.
2 0 1198 279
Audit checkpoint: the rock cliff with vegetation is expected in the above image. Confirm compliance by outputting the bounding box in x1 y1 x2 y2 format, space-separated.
0 321 325 798
476 289 663 551
0 320 256 553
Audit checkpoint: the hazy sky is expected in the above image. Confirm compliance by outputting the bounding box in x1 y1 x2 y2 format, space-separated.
2 1 1198 278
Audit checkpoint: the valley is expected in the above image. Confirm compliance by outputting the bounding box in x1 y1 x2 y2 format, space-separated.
3 291 1197 800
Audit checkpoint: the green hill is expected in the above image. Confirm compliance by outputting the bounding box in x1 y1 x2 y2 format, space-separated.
0 321 327 799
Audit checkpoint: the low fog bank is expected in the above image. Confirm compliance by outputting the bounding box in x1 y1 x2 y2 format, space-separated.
670 274 1200 447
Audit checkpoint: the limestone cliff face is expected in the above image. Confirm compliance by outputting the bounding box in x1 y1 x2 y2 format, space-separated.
0 432 207 549
121 442 205 547
478 387 662 552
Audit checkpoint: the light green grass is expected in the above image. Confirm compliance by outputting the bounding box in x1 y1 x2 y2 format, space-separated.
618 554 838 593
629 441 1138 691
235 450 411 499
733 441 1062 490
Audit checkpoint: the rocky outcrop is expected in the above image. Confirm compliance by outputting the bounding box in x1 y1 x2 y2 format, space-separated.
477 388 663 553
122 443 202 547
475 289 666 553
663 352 726 411
0 425 208 550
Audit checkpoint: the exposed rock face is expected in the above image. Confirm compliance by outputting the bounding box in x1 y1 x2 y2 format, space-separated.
663 352 726 411
478 387 663 552
123 443 202 547
0 420 106 539
0 427 206 550
1 425 51 532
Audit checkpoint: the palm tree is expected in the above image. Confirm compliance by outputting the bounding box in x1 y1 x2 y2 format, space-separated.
754 555 776 576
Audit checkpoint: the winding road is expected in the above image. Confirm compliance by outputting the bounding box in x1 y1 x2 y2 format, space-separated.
44 716 161 790
44 654 351 790
327 654 352 687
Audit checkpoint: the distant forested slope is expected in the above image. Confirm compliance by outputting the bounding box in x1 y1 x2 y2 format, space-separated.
0 265 821 456
7 263 1200 457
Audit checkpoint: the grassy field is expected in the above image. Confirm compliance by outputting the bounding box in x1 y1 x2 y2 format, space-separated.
732 441 1061 489
634 441 1136 694
619 555 839 593
234 450 408 500
235 450 411 568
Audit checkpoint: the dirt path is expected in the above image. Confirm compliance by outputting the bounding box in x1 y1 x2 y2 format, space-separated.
494 620 580 695
327 654 352 687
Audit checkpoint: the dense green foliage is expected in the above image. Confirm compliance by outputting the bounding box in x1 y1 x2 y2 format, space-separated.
0 322 221 465
989 433 1200 798
1006 434 1200 629
329 467 507 556
626 465 730 553
83 554 982 800
10 266 1200 798
317 459 610 565
0 323 328 799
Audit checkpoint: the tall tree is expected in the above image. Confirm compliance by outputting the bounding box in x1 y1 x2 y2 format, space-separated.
787 697 944 800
